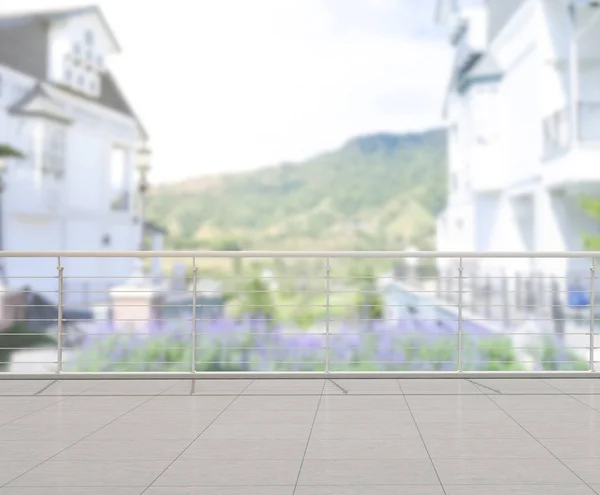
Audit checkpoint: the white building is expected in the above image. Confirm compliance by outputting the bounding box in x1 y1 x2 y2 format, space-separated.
435 0 600 285
0 6 150 304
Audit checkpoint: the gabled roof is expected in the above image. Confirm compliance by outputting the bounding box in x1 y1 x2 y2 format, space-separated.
0 6 148 140
0 5 120 52
8 83 73 125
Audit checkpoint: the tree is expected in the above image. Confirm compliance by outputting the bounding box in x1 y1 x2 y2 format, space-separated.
579 196 600 249
0 144 24 159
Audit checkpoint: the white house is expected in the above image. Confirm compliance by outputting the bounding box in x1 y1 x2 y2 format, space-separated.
435 0 600 286
0 6 150 304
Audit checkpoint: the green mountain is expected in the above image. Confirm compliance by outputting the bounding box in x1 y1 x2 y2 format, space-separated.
147 128 447 251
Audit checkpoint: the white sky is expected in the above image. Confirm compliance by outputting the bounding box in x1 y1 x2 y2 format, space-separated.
0 0 452 184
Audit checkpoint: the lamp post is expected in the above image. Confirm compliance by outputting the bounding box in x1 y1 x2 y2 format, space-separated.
405 245 419 287
130 147 151 279
0 157 8 289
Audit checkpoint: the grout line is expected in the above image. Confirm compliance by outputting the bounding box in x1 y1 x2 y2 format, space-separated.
2 391 600 397
33 380 57 395
292 378 326 495
190 379 196 396
467 379 503 395
327 379 348 394
398 379 448 495
541 379 600 415
479 389 599 495
0 392 162 488
139 379 256 494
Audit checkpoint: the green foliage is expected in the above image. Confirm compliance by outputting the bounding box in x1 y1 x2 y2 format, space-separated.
580 196 600 249
0 144 24 159
147 129 447 251
239 278 276 320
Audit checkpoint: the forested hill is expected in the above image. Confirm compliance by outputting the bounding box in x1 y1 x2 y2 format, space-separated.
146 128 447 251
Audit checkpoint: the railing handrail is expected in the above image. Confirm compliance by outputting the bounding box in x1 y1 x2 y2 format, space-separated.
1 250 600 259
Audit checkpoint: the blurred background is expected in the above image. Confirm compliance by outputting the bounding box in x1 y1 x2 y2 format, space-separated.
0 0 598 373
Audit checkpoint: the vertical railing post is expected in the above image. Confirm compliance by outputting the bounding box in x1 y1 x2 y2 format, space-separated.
457 258 463 372
325 257 331 374
191 258 198 374
56 257 64 374
590 259 596 372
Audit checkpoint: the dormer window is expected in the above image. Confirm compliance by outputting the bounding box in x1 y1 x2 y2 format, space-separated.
85 29 94 46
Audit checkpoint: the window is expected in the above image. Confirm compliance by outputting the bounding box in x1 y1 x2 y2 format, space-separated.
96 55 103 69
85 29 94 45
74 42 81 56
110 147 129 211
77 74 84 87
42 125 67 179
64 67 72 82
451 172 458 192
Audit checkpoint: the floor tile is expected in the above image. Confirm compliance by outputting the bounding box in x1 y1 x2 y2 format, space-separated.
200 422 312 440
227 396 320 411
37 380 106 395
163 379 252 395
294 487 445 495
0 423 98 441
305 436 430 459
310 420 421 439
82 380 177 395
180 438 307 460
444 486 597 495
314 409 413 424
144 487 293 495
216 409 315 424
0 440 73 461
0 460 42 485
433 458 581 485
53 438 191 461
140 396 233 411
411 409 511 424
298 459 439 485
521 422 600 439
540 436 600 458
544 379 600 394
491 395 593 411
398 379 483 394
562 458 600 484
0 489 144 495
470 379 560 394
417 421 528 439
405 395 500 410
319 395 407 410
154 459 301 486
87 420 210 440
8 460 169 487
424 437 551 459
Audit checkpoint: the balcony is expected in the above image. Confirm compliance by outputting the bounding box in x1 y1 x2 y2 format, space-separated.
1 377 600 492
0 250 600 490
543 103 600 188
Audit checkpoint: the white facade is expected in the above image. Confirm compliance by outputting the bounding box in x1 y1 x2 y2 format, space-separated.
436 0 600 284
0 7 147 305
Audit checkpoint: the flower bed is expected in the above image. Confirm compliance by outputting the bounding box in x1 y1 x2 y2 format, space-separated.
64 316 588 373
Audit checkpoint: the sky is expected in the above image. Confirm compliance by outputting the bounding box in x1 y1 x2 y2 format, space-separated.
0 0 452 184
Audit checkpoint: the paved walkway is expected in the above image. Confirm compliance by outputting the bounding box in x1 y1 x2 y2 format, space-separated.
0 378 599 494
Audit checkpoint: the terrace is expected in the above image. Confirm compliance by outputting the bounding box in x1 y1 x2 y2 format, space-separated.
0 377 600 493
0 251 600 492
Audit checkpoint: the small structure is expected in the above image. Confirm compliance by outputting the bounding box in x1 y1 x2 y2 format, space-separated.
109 259 165 333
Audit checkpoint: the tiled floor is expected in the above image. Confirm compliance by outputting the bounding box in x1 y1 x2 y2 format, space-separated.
0 378 599 494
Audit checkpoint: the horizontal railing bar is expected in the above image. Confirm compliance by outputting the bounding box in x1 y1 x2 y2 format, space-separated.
1 250 600 259
1 371 598 379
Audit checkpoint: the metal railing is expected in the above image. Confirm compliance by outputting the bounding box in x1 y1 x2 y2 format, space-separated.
0 250 598 379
